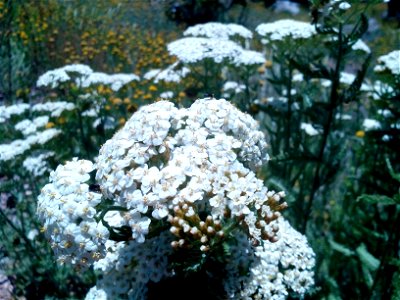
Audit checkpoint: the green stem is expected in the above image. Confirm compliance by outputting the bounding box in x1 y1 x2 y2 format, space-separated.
0 207 40 259
301 23 344 233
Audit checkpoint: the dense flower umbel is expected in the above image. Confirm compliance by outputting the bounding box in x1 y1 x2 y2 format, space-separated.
37 159 108 269
37 98 315 298
37 63 139 91
256 19 316 42
183 22 253 40
95 99 280 247
167 37 265 66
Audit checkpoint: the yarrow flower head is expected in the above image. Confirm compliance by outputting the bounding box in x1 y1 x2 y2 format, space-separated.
37 98 315 299
37 159 107 269
37 64 93 88
167 37 244 64
167 37 265 67
183 22 253 40
256 19 316 43
37 64 139 91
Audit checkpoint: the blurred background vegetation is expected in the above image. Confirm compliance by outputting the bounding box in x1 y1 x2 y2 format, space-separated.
0 0 399 299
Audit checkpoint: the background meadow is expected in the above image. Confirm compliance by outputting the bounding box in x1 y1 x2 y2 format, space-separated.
0 0 399 299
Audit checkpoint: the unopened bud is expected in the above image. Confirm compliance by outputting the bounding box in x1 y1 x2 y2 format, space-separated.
170 226 179 235
190 227 199 235
200 245 209 252
214 220 222 230
199 221 206 230
183 223 191 233
200 235 208 243
278 191 286 198
207 226 215 234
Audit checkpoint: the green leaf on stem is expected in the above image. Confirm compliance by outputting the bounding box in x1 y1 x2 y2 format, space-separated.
356 243 380 272
357 194 397 206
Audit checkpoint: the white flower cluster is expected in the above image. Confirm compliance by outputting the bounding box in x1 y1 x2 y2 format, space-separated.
160 91 174 99
23 151 54 177
338 1 351 10
37 98 315 299
233 49 266 67
78 72 140 91
0 103 30 123
0 128 61 162
363 118 381 131
143 62 190 83
37 64 139 91
15 116 49 136
86 232 173 300
352 39 371 54
223 81 246 94
256 20 316 42
227 219 315 299
317 72 369 91
32 101 76 117
37 64 93 88
168 37 265 66
37 159 108 269
168 37 243 64
374 50 400 76
183 22 253 40
301 123 321 136
95 99 275 246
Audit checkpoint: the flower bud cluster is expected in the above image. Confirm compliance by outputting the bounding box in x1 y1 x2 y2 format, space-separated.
168 203 224 252
37 159 108 269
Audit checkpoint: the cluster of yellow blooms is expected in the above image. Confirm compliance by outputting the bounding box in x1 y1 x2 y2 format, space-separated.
3 0 180 105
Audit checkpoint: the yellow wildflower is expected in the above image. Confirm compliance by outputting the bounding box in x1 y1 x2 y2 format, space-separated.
355 130 365 138
119 117 126 125
111 97 122 105
264 60 273 68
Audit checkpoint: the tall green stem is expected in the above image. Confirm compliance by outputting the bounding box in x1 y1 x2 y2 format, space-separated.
301 23 344 233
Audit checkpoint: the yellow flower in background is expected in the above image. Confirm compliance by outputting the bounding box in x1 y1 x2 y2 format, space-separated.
118 117 126 125
264 60 273 68
45 122 55 129
355 130 365 138
149 85 158 92
111 97 122 105
19 31 28 40
143 93 152 100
